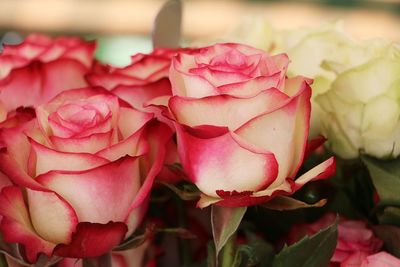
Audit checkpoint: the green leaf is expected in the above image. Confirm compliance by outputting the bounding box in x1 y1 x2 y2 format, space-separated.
272 218 338 267
211 206 247 263
378 206 400 227
261 196 327 211
207 242 216 267
372 225 400 258
232 232 274 267
156 181 200 201
362 156 400 206
114 224 155 251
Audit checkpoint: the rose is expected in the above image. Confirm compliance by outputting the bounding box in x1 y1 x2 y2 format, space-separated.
342 252 400 267
0 87 171 263
168 43 335 207
0 34 95 111
315 42 400 159
287 213 383 266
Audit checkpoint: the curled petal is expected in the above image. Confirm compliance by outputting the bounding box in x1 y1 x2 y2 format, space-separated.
111 78 172 110
37 156 141 224
117 107 153 140
27 189 78 244
0 59 88 111
176 125 278 197
125 121 172 234
217 74 282 97
293 157 336 190
235 80 311 186
53 222 128 258
30 139 109 176
51 131 113 154
0 186 55 263
169 88 289 131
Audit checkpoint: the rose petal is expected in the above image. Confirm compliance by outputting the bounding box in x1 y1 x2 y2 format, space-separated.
235 81 311 186
0 149 45 190
118 55 170 80
0 186 55 263
176 125 278 197
53 222 128 258
96 127 148 161
125 121 172 234
117 107 153 139
87 73 146 90
37 156 141 224
30 139 109 176
293 157 336 189
0 59 88 111
170 53 218 97
217 74 281 97
111 78 172 110
27 189 78 244
51 131 113 153
169 88 289 131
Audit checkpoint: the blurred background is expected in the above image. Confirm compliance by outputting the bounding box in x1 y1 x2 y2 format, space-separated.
1 0 399 66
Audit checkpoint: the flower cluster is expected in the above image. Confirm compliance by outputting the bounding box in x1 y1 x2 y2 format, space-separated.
0 28 399 267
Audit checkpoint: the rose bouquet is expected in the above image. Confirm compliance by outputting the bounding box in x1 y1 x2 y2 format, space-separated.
0 4 399 267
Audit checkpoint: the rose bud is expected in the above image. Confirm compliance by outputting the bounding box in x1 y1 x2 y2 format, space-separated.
168 43 335 207
0 87 171 263
0 34 95 111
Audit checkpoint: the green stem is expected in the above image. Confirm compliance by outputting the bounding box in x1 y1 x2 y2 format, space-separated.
175 196 191 265
220 235 235 267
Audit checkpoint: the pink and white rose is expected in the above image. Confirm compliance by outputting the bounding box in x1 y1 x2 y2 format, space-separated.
0 87 171 263
287 213 385 266
0 34 95 111
168 43 335 207
342 252 400 267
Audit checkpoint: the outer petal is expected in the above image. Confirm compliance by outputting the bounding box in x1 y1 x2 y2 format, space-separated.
0 186 55 263
236 81 311 187
30 139 109 176
125 121 172 234
53 222 128 258
36 156 141 224
0 59 88 111
111 78 172 110
117 107 153 140
86 73 145 90
169 88 289 131
0 149 45 190
176 124 278 197
293 157 336 190
118 55 170 80
27 189 78 244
